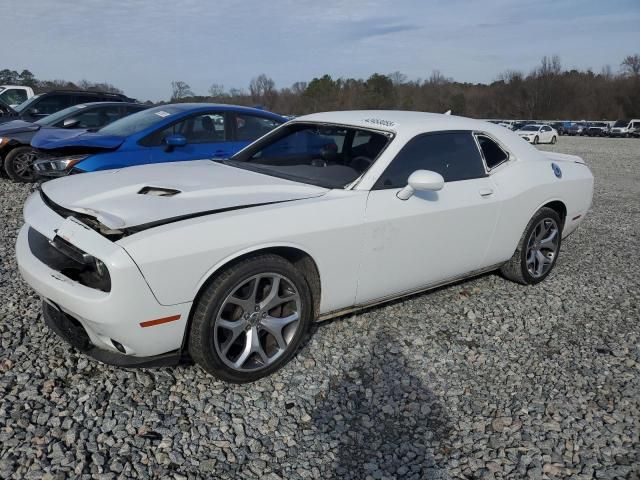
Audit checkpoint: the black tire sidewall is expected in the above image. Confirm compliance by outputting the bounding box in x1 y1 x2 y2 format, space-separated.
4 146 36 183
518 209 562 285
189 255 313 383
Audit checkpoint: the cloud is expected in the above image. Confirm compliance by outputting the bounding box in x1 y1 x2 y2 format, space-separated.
344 17 422 41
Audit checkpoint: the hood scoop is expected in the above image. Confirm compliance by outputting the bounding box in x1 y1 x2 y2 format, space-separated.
138 186 181 197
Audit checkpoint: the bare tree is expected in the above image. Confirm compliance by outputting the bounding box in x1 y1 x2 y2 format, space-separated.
208 83 225 97
388 71 408 85
427 70 450 85
171 81 194 100
621 54 640 76
249 74 277 108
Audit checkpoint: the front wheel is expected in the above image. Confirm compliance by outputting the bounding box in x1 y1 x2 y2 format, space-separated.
188 254 314 383
500 207 562 285
533 136 539 145
4 146 37 183
551 136 557 144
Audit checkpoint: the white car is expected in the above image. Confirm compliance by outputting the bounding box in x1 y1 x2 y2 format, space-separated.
516 124 558 144
16 111 594 382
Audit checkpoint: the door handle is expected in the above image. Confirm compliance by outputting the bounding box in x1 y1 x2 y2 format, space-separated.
479 188 494 197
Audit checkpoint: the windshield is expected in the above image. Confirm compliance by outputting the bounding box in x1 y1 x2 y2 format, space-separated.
613 120 629 127
222 122 392 188
13 94 41 113
34 104 88 126
590 122 607 127
98 105 182 137
519 125 540 131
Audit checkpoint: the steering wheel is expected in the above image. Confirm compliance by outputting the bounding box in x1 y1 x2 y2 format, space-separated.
348 156 373 171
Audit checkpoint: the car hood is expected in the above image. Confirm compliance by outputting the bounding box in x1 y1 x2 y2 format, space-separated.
40 160 329 231
0 120 39 135
31 128 125 151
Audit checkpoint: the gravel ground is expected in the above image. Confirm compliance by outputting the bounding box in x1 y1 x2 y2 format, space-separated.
0 136 638 479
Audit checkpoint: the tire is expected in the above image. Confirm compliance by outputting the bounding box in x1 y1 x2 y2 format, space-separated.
533 136 539 145
551 136 557 144
500 207 562 285
188 254 314 383
4 146 36 183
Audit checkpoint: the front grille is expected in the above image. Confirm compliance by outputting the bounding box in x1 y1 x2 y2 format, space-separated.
28 227 111 292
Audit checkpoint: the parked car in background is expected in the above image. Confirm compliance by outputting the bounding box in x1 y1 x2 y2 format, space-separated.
0 102 147 182
0 85 35 107
32 104 286 178
567 122 588 136
585 122 610 137
609 119 640 138
550 122 569 136
16 111 594 381
0 90 134 125
515 124 558 144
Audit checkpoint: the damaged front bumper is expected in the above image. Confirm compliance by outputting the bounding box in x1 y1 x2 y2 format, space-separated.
16 191 193 364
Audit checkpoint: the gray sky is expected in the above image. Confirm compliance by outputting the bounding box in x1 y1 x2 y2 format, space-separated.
2 0 639 101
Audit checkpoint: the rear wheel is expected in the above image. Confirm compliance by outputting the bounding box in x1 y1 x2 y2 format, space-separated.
188 254 314 383
500 207 562 285
4 146 36 183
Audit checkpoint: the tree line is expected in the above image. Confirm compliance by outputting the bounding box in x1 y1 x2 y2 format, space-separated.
0 68 123 95
4 54 640 119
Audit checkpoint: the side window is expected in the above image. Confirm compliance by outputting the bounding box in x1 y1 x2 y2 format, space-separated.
77 106 123 128
476 135 508 169
374 131 485 189
33 94 72 115
235 114 280 141
144 113 227 146
0 89 27 105
124 105 145 115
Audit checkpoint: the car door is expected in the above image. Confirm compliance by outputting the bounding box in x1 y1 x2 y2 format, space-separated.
541 126 552 142
143 111 231 164
356 131 502 304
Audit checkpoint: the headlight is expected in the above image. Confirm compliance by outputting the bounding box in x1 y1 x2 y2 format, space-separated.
33 155 89 176
0 137 8 147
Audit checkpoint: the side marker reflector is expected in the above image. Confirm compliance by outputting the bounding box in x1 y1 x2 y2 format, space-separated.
140 314 181 328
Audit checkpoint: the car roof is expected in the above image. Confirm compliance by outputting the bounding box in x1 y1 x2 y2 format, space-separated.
69 101 145 108
293 110 504 135
156 103 285 119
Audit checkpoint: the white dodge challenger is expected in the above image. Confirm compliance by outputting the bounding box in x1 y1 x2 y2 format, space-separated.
16 111 594 382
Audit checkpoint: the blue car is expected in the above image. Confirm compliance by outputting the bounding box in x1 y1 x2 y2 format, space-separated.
32 104 286 177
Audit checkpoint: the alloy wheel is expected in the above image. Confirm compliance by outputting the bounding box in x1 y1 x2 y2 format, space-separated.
12 151 36 181
213 273 301 372
525 218 559 278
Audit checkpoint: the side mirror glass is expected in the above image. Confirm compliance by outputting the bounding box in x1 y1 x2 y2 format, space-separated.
164 134 187 151
397 170 445 200
62 117 80 128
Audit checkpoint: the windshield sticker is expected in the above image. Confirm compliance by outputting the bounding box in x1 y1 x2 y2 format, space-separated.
155 111 172 118
363 118 397 128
